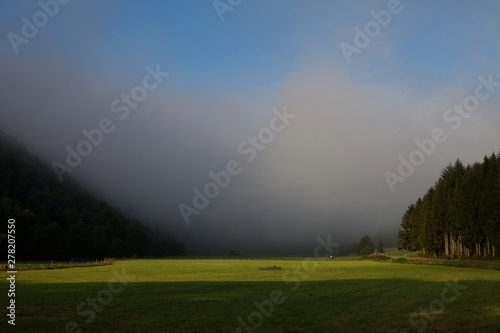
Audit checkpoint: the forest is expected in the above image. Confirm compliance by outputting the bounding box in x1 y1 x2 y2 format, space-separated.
398 152 500 258
0 131 185 260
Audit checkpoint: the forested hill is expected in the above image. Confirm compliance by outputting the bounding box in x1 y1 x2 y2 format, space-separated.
0 131 185 260
398 153 500 258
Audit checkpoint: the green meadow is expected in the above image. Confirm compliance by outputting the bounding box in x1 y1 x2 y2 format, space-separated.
1 258 499 332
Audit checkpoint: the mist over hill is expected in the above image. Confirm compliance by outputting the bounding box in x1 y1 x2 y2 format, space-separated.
0 130 185 260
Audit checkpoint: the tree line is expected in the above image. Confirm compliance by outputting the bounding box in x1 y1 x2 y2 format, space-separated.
0 131 185 260
398 153 500 258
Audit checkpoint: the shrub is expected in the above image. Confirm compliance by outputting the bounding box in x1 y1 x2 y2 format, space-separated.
368 253 390 261
392 257 408 263
258 265 281 270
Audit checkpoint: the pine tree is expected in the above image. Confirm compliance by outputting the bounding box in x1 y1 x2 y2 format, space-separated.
357 235 373 255
376 239 384 253
397 204 414 250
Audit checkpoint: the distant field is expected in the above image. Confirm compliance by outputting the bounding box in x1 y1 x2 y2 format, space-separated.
2 260 113 271
1 258 499 332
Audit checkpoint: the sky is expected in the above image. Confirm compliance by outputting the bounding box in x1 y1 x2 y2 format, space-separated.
1 0 500 254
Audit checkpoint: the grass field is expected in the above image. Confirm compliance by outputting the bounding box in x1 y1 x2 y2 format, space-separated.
1 258 499 332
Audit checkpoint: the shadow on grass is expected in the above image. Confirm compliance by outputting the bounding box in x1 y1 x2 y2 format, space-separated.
1 279 499 333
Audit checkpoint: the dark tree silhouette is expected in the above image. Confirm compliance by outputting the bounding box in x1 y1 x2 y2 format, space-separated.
398 153 500 258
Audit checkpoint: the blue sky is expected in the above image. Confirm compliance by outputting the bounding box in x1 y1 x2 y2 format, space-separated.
2 0 499 91
1 0 500 252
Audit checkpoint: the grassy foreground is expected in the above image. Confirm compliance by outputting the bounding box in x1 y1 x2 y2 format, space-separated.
1 259 499 332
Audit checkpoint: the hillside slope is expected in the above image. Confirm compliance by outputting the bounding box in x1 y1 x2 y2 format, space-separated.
0 131 185 260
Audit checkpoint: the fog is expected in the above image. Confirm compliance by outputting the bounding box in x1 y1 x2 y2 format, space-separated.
1 0 499 254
